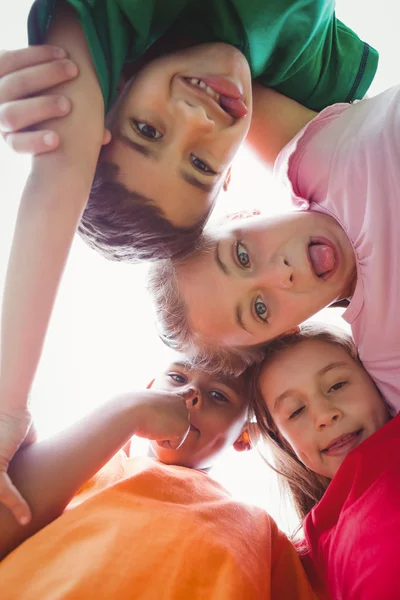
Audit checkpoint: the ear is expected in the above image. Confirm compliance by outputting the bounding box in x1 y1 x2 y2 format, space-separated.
233 422 260 452
101 128 112 146
223 167 232 192
146 379 155 390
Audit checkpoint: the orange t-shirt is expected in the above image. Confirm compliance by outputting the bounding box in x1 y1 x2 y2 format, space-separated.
0 455 315 599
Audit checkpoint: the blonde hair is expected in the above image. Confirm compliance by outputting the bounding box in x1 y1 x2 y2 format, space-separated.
148 232 266 375
250 323 359 527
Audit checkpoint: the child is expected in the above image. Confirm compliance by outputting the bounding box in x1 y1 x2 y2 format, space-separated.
0 352 315 600
0 0 377 523
150 84 400 410
251 323 398 600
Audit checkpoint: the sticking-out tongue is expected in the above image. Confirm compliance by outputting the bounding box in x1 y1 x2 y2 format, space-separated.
309 244 335 277
219 95 248 118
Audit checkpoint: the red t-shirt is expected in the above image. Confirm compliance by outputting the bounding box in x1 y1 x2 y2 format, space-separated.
304 414 400 599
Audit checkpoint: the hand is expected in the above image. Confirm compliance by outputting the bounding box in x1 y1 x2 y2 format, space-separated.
128 388 196 450
0 407 33 525
0 45 89 154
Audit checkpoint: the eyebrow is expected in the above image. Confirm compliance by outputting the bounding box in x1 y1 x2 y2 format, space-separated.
179 170 216 193
119 134 216 193
273 361 350 412
215 242 230 275
235 305 251 333
119 135 160 160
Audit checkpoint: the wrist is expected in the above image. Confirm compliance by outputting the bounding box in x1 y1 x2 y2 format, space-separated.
0 387 31 412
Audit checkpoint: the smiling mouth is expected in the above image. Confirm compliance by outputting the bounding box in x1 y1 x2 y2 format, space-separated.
183 77 248 119
308 238 338 280
322 429 362 455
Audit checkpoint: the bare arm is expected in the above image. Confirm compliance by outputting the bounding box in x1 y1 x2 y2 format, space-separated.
246 83 317 168
0 387 193 561
0 3 106 521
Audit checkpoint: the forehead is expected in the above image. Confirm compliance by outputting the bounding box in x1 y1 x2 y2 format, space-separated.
260 340 354 386
101 137 218 228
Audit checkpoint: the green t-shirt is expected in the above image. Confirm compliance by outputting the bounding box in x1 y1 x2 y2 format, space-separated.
28 0 378 113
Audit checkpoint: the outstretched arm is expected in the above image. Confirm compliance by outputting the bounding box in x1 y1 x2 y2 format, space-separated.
0 3 106 523
0 387 193 561
246 83 317 168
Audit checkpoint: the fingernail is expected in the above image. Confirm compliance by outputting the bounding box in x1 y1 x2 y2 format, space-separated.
53 47 67 59
56 96 70 113
43 132 58 147
19 515 30 526
63 60 78 78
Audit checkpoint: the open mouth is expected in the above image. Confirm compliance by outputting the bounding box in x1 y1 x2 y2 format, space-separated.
189 423 200 433
183 76 248 119
308 238 338 280
322 429 362 456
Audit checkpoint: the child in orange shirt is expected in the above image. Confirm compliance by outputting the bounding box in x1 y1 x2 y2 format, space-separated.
0 351 315 600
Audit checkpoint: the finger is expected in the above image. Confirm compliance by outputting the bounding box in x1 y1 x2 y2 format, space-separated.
0 473 31 525
169 423 191 450
0 59 78 103
4 131 61 155
0 95 70 133
0 46 67 77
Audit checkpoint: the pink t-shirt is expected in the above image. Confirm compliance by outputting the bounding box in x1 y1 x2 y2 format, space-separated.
303 414 400 600
275 85 400 413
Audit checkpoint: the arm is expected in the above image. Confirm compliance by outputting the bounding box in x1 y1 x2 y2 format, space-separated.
0 4 107 520
0 386 193 561
246 84 317 168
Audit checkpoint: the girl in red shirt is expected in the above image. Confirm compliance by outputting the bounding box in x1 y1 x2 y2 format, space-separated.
252 323 399 600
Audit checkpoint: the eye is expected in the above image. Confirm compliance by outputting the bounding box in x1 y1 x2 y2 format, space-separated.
328 381 347 393
254 295 268 322
236 242 250 268
190 154 217 175
168 373 187 384
289 406 304 420
209 390 229 403
133 121 163 140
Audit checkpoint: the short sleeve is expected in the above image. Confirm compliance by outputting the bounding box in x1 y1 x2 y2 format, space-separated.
256 5 378 111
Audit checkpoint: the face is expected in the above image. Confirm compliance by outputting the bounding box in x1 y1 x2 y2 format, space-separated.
102 43 252 228
259 340 390 479
149 357 249 469
178 213 357 347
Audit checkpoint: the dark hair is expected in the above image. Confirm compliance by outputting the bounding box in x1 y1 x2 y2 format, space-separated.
78 162 210 263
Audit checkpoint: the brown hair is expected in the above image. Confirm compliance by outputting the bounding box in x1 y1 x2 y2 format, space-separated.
148 233 266 375
78 162 210 263
250 323 359 527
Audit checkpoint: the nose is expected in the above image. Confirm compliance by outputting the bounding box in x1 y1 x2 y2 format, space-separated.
181 386 203 411
314 399 343 431
174 100 215 135
257 257 293 290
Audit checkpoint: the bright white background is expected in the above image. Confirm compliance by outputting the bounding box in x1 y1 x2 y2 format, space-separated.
0 0 398 534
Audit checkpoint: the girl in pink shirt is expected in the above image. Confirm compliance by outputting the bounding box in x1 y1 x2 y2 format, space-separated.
251 323 399 600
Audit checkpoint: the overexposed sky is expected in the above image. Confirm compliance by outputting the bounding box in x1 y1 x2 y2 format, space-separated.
0 0 398 532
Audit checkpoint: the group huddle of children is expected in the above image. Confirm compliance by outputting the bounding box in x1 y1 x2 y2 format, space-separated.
0 1 399 599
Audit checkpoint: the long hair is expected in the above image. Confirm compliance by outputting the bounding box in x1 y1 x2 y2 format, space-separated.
250 323 359 527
